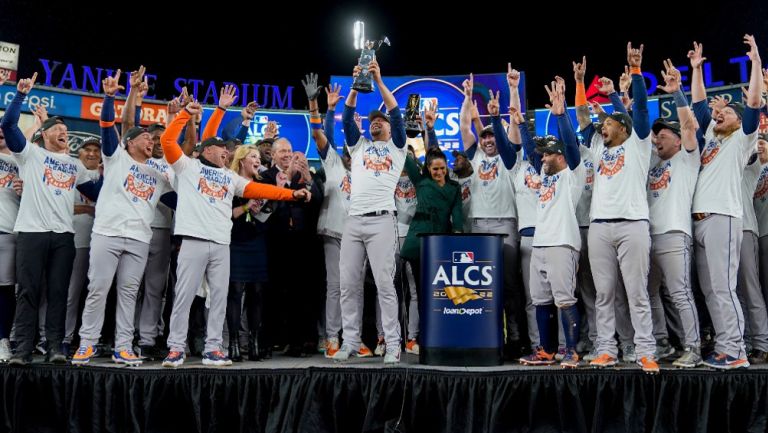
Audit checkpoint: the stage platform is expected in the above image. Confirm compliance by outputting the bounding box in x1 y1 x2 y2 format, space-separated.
2 353 768 433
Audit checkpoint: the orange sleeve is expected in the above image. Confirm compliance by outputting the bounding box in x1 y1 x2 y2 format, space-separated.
630 67 642 75
243 182 297 201
575 82 587 106
202 107 225 140
160 110 191 164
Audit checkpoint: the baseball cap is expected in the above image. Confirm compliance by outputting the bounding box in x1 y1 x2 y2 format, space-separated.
451 149 469 159
652 119 681 138
758 132 767 142
123 126 149 141
79 137 101 150
368 109 390 123
200 136 227 150
533 135 565 155
727 102 745 119
606 112 633 135
479 125 494 137
147 123 166 133
40 116 65 131
256 137 275 147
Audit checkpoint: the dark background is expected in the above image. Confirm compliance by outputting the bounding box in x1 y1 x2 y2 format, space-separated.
2 0 766 109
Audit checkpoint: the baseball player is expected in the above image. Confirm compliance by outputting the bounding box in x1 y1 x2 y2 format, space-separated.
159 100 307 368
518 78 584 368
585 43 658 373
331 59 408 364
71 72 175 366
0 73 101 365
63 138 101 354
0 116 20 362
459 71 521 350
754 134 768 335
688 36 762 369
645 60 703 368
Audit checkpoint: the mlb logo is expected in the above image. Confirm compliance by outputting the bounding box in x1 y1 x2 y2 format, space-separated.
452 251 474 263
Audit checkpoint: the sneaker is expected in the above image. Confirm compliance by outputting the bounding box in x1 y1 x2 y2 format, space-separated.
332 344 353 362
113 350 143 366
324 337 340 359
8 352 32 366
45 349 67 364
704 352 750 370
60 342 71 359
0 338 11 362
71 345 98 365
554 347 567 361
656 338 676 360
384 346 401 364
673 347 703 368
35 339 47 356
576 339 592 354
621 344 636 363
590 353 618 368
374 337 386 356
519 347 556 366
638 356 660 374
405 339 420 355
202 350 233 366
583 347 599 362
317 338 327 354
138 345 167 361
162 351 185 368
560 349 580 369
355 343 373 358
748 349 768 365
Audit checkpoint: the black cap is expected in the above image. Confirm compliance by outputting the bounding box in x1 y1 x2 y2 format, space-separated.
256 137 275 147
225 138 242 151
200 136 227 150
607 112 633 135
147 123 166 133
40 116 65 131
727 102 745 119
479 125 494 137
451 149 469 159
652 119 681 138
368 109 390 123
79 137 101 149
533 135 565 155
758 132 768 142
123 126 148 141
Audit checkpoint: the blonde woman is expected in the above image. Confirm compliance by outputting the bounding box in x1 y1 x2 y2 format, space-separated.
227 145 270 361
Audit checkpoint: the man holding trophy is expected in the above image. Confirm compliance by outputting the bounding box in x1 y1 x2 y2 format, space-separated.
333 32 408 364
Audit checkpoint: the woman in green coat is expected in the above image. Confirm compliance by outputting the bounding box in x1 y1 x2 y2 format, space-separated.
400 147 464 291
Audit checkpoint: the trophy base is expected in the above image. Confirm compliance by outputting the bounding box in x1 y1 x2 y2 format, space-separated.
352 84 374 94
406 128 422 138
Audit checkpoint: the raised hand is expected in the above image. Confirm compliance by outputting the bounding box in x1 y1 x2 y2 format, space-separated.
657 59 682 94
241 101 258 121
744 34 761 63
487 89 500 116
627 42 644 68
325 83 344 109
424 100 438 128
185 100 202 116
16 72 37 94
302 73 322 101
218 84 238 109
179 87 191 107
368 59 382 82
687 41 706 69
101 70 123 96
0 69 9 86
33 104 48 123
353 112 363 131
167 97 181 115
545 77 565 115
137 76 149 99
709 94 728 117
509 106 525 125
129 65 146 88
462 73 474 99
264 121 279 139
619 65 631 93
621 94 633 111
763 68 768 93
573 56 587 82
596 77 615 94
352 65 362 79
471 100 480 121
589 100 606 117
507 64 521 88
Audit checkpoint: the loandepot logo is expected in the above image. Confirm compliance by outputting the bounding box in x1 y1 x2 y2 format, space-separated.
442 307 484 316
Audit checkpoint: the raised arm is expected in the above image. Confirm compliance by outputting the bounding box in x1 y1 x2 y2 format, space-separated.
459 74 478 154
343 67 362 148
23 105 47 141
547 77 580 170
100 70 125 157
507 66 523 148
573 56 591 130
369 60 405 148
742 34 763 135
161 101 200 164
122 66 145 131
243 180 307 202
424 100 440 150
596 77 628 115
202 85 237 141
0 73 37 153
488 89 517 170
627 42 650 139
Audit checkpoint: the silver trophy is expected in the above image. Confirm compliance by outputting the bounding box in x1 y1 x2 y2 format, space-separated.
352 21 390 93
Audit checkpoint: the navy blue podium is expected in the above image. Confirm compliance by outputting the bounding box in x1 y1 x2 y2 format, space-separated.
418 233 505 366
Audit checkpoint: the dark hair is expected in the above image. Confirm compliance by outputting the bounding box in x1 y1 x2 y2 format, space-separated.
422 147 447 179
